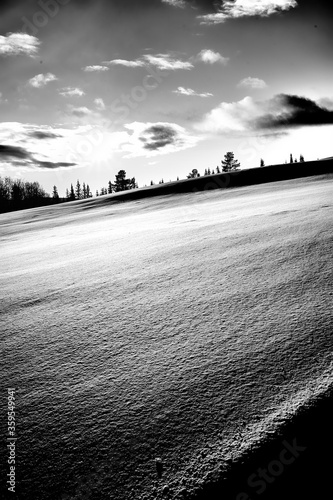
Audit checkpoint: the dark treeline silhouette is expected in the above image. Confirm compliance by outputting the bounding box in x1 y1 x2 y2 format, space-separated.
0 176 59 213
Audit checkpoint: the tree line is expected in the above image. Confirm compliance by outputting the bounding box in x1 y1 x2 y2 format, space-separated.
0 177 51 213
0 154 307 213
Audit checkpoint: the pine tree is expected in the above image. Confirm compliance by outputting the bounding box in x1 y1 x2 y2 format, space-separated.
150 180 154 185
216 165 220 174
260 158 265 167
204 169 208 176
70 183 75 201
221 152 240 172
207 168 211 175
300 154 305 162
176 176 179 181
52 186 59 199
96 190 99 197
108 181 113 194
290 154 293 163
65 188 69 199
212 169 215 175
86 184 91 198
75 180 82 199
82 182 87 199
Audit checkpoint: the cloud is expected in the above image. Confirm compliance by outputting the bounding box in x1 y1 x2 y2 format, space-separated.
143 54 193 70
196 49 229 65
195 94 333 134
83 65 110 72
198 0 298 24
28 73 58 88
104 54 193 71
104 58 145 68
238 77 267 89
120 121 199 157
257 94 333 128
59 87 85 97
0 32 40 57
0 144 30 160
173 86 213 97
28 131 62 140
0 144 75 170
94 98 106 111
68 106 93 117
161 0 186 7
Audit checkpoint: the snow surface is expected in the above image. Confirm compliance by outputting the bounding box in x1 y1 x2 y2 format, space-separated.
1 175 332 499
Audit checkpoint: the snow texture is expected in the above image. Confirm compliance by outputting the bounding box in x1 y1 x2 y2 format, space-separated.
1 175 332 499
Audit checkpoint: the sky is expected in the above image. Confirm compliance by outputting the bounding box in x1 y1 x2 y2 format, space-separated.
0 0 332 195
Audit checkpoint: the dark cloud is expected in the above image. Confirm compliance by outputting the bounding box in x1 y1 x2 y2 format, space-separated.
0 144 30 159
29 131 62 140
142 124 178 150
256 94 333 129
36 161 76 169
0 144 76 169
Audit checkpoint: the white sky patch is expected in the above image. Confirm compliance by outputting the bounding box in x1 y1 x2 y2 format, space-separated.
173 87 213 98
83 65 110 72
28 73 58 88
238 77 267 89
199 0 298 24
94 98 106 111
59 87 85 97
197 49 229 65
103 59 145 68
0 32 40 56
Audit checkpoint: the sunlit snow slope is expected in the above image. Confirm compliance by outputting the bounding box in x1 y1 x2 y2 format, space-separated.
1 175 332 500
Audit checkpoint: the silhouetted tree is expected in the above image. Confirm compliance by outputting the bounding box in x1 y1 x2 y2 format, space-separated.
300 154 305 162
108 181 113 194
52 186 59 199
75 180 82 199
96 190 99 197
260 158 265 167
187 169 199 179
86 184 91 197
70 183 75 201
82 182 87 199
65 188 70 199
221 152 240 172
176 176 179 181
204 169 208 176
216 165 220 174
290 154 293 163
207 168 211 175
150 180 154 185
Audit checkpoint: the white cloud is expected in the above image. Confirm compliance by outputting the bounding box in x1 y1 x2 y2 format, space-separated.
173 86 213 98
59 87 85 97
103 58 145 68
28 73 58 88
143 54 193 71
195 96 264 133
67 105 93 117
197 49 229 65
238 77 267 89
94 98 106 111
199 0 298 24
103 53 193 71
161 0 186 7
83 65 109 72
0 32 40 57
